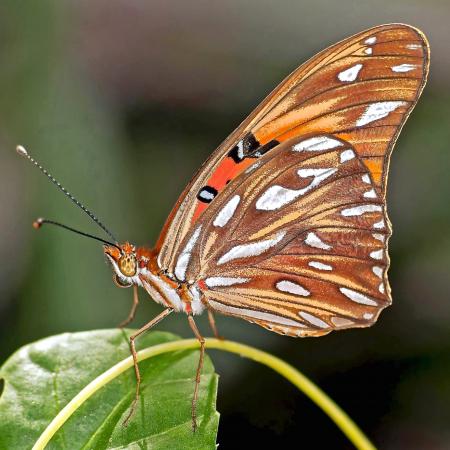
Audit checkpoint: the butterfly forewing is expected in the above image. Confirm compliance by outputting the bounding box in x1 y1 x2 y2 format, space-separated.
156 24 428 336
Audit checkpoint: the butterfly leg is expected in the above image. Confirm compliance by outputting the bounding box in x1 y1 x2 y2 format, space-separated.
123 307 174 426
207 309 224 340
118 284 140 328
187 314 205 432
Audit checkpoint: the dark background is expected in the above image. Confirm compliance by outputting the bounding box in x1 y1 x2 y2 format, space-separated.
0 1 449 448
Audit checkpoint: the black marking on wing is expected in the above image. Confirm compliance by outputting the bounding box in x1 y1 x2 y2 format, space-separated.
197 186 218 203
251 139 280 157
227 132 261 163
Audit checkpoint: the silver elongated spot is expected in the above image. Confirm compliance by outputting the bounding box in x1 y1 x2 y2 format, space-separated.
308 261 333 271
218 231 286 265
276 280 310 296
341 204 382 217
256 168 336 211
293 136 343 152
174 225 202 281
299 311 328 328
340 287 378 306
392 63 416 73
356 101 406 127
213 195 241 227
205 276 250 288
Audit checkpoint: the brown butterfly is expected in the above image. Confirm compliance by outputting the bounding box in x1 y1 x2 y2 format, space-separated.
19 23 429 430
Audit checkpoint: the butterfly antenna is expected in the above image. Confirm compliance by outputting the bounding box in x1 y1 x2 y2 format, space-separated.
33 218 122 251
16 145 118 244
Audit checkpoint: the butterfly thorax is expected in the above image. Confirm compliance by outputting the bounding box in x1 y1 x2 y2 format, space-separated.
104 242 204 315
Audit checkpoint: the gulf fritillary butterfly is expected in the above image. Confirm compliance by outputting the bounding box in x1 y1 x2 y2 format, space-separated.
19 23 429 430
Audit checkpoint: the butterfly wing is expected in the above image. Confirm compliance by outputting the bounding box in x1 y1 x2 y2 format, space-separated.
185 134 390 336
156 23 429 283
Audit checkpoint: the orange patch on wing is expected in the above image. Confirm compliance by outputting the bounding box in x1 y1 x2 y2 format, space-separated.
191 157 255 222
275 115 342 143
254 98 339 143
362 158 383 185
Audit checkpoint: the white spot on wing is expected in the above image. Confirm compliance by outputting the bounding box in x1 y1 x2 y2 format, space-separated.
276 280 310 296
392 63 416 73
340 149 355 162
363 312 374 320
205 276 250 288
208 299 305 327
365 36 377 44
356 101 406 127
363 189 377 198
298 168 337 179
218 231 286 265
364 48 373 55
370 249 383 260
379 283 385 293
256 168 336 211
362 174 371 184
237 140 244 159
305 232 331 250
198 190 215 202
174 225 202 281
299 311 328 328
340 287 378 306
341 204 382 216
372 233 385 242
213 195 240 227
372 266 383 278
293 136 343 152
308 261 333 271
338 64 363 82
255 185 298 211
406 43 422 50
373 219 385 229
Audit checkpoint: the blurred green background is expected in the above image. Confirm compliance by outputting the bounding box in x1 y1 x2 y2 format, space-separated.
0 1 449 448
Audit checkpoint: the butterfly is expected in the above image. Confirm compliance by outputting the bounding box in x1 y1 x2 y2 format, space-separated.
20 23 429 430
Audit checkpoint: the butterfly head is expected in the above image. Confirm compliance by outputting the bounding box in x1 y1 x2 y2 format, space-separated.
104 242 139 288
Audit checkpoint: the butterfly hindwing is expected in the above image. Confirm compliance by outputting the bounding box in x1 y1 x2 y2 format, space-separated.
178 135 389 335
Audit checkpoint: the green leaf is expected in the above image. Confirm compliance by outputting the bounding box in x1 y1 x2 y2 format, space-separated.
0 330 219 450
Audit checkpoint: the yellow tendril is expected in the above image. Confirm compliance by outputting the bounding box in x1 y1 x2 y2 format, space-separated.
33 338 376 450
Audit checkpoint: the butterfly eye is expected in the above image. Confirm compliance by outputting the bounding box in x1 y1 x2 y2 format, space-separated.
118 254 137 277
113 274 133 288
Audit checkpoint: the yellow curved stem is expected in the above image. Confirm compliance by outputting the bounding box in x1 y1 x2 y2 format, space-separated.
32 338 376 450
